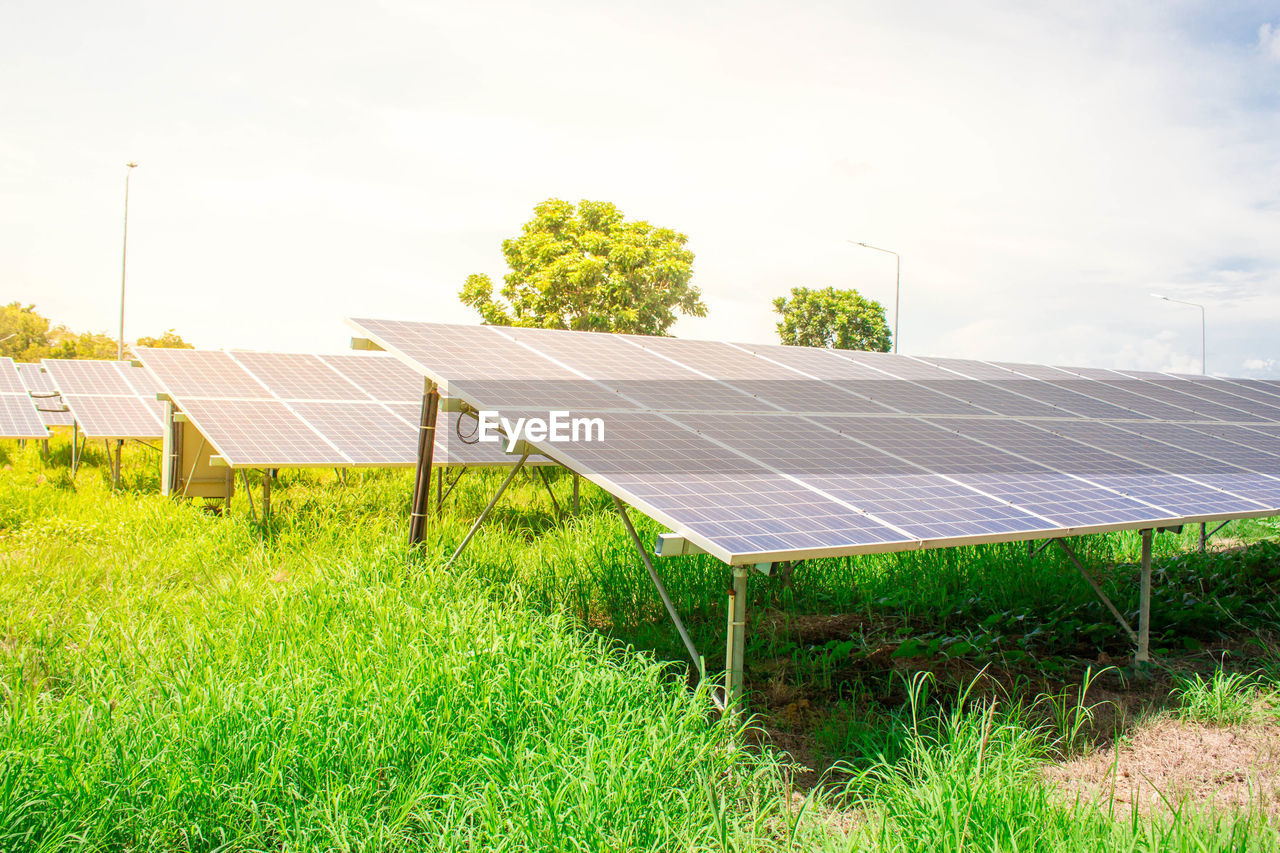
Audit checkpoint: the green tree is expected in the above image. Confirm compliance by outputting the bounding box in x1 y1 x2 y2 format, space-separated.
135 329 193 349
0 303 57 361
460 199 705 335
773 286 891 352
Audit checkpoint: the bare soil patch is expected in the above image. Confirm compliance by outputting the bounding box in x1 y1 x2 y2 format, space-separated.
1046 716 1280 821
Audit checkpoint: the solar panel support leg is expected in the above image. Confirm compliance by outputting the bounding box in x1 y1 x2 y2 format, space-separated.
112 440 123 489
1199 522 1207 554
612 497 721 708
439 466 468 507
572 473 580 514
444 449 529 569
537 467 563 519
725 565 749 711
71 421 80 477
1137 528 1152 665
1054 539 1137 645
240 470 256 521
408 381 441 546
262 470 272 520
435 465 444 516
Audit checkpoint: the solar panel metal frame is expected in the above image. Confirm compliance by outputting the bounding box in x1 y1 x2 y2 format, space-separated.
15 362 75 427
40 358 163 439
135 348 540 470
347 318 1280 565
0 358 49 438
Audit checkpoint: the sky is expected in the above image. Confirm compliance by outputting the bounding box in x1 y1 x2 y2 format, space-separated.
3 0 1279 376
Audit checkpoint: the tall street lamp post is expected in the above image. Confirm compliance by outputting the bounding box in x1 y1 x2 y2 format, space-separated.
119 162 138 361
850 241 901 353
1150 293 1206 375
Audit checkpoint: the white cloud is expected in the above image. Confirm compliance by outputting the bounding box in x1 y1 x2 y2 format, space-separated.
1 2 1278 373
1260 23 1280 61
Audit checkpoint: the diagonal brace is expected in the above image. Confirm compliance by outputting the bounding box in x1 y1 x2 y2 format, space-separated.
444 449 529 568
1055 539 1138 644
613 497 724 711
537 467 563 519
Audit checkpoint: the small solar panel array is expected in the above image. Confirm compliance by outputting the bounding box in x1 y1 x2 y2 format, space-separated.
41 359 165 439
350 319 1280 565
134 348 530 468
15 362 75 427
0 358 48 439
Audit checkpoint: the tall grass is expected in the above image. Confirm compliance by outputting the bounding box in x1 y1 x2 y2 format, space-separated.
3 437 1279 850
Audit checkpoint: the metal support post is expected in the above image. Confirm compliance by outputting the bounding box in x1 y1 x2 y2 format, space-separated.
1200 522 1207 554
572 472 580 514
112 439 123 489
240 470 256 521
444 450 529 569
408 381 440 546
1137 529 1152 664
537 467 563 518
725 565 749 709
262 470 273 520
439 466 468 507
1054 539 1137 644
613 497 710 680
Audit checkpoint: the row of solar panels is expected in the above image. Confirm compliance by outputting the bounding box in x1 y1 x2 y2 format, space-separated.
0 353 521 468
347 319 1280 564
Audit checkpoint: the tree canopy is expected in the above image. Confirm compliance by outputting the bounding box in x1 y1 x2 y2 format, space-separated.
460 199 705 336
773 287 891 352
0 302 191 361
135 330 193 350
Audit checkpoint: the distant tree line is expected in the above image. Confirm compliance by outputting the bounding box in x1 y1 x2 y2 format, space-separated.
460 199 892 352
0 302 193 362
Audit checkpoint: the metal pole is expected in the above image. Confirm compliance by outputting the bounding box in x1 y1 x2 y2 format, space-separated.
119 162 138 361
850 241 902 353
1137 529 1152 664
112 439 122 489
71 421 79 475
613 497 705 674
262 470 272 520
893 252 900 354
1200 523 1207 554
1151 294 1206 375
408 381 440 545
572 472 580 514
725 565 749 708
444 450 529 569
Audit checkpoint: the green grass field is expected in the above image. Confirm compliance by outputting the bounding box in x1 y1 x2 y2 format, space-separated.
4 436 1280 851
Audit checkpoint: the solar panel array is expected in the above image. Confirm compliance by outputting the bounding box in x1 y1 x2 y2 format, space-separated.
0 358 48 438
134 348 533 469
16 362 76 427
351 318 1280 564
41 359 166 439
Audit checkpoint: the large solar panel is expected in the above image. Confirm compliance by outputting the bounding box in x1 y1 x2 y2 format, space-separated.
16 362 75 427
0 358 49 438
41 359 164 439
134 348 532 469
348 319 1280 564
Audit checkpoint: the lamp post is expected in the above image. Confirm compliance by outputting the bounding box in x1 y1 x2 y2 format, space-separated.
1150 293 1206 375
119 162 138 361
849 241 900 353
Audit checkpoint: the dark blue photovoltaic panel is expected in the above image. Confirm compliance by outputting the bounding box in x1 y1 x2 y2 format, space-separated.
1115 372 1280 422
928 417 1267 517
534 411 914 557
348 318 1280 562
1047 420 1280 511
818 416 1170 528
674 413 1050 540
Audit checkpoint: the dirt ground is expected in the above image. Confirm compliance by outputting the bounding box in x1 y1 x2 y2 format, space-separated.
1045 714 1280 821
